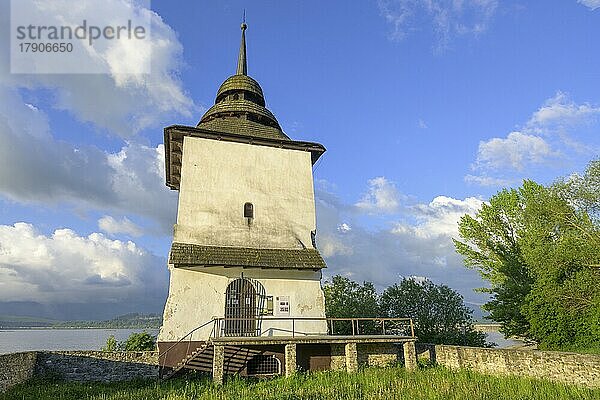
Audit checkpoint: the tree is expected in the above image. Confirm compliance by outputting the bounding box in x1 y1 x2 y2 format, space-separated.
519 170 600 350
323 275 485 344
453 185 534 339
379 278 487 346
323 275 379 334
122 332 156 351
102 335 119 352
101 332 156 352
454 160 600 350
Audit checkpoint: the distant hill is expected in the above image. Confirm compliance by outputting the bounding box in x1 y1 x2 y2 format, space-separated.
0 315 59 328
0 313 162 329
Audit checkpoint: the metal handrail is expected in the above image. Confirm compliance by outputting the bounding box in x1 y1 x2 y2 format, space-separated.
211 317 415 338
159 316 415 372
158 318 217 371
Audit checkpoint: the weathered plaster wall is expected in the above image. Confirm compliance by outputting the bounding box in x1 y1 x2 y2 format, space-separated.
0 352 37 392
0 351 158 392
175 137 317 249
159 266 327 342
418 344 600 388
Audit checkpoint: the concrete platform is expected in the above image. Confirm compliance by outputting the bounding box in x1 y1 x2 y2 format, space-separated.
211 335 416 346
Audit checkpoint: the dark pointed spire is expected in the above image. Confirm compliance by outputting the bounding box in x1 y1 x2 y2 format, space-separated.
236 14 247 76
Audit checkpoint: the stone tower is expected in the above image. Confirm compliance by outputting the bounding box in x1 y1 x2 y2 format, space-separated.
158 23 328 349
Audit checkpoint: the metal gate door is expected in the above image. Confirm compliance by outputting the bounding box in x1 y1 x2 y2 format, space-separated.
224 277 265 336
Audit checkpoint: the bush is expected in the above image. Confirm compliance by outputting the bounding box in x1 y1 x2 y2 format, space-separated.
122 332 156 351
101 332 156 352
102 335 119 352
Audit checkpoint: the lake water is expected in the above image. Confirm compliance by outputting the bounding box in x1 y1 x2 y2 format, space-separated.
485 331 524 348
0 328 518 355
0 328 159 355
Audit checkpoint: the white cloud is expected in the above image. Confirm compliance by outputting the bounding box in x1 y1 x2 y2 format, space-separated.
464 174 513 187
377 0 498 48
0 0 196 137
475 131 557 171
318 235 354 258
393 196 483 238
0 223 166 305
337 223 352 233
316 185 488 305
467 92 600 186
98 216 143 237
407 275 430 283
0 89 177 233
526 92 600 131
355 177 402 214
412 195 483 237
578 0 600 10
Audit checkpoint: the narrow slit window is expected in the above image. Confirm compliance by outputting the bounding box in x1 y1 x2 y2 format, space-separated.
244 202 254 219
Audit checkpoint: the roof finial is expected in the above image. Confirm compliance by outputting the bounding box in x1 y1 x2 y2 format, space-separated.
236 11 247 76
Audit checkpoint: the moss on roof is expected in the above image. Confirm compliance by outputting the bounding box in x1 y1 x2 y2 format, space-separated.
217 75 264 102
197 118 290 141
169 242 326 270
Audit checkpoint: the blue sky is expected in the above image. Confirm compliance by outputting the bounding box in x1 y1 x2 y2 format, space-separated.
0 0 599 320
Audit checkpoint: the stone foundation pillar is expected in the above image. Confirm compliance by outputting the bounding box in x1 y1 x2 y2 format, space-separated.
212 345 225 385
345 342 358 372
403 341 417 371
284 343 297 377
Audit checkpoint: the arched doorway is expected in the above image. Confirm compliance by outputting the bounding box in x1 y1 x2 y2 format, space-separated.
224 278 265 336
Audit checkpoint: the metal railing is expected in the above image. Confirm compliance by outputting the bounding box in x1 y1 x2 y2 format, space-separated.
212 317 414 338
159 316 415 374
158 319 216 374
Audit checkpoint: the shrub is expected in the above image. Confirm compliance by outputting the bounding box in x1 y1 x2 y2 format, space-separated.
102 335 119 352
101 332 156 352
122 332 156 351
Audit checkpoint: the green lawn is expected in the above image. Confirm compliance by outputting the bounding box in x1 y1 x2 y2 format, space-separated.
2 366 598 400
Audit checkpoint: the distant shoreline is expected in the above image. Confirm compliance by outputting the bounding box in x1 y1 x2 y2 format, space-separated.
0 313 162 331
0 326 159 330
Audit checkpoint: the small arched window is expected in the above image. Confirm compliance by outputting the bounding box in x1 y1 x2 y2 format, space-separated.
247 354 281 376
233 93 239 100
244 202 254 219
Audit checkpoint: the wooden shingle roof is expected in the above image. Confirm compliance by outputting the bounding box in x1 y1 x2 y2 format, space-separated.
169 242 327 270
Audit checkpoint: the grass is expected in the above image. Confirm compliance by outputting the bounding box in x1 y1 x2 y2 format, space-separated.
545 345 600 355
2 366 599 400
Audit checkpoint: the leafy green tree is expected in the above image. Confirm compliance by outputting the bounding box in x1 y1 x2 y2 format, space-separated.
455 160 600 350
323 275 485 344
102 335 119 352
122 332 156 351
379 278 487 346
453 185 534 338
323 275 379 334
519 172 600 350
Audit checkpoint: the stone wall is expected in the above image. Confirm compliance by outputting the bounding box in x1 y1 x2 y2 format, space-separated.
330 344 346 371
357 343 399 368
417 344 600 388
329 343 401 371
36 351 159 382
1 351 158 392
0 352 37 392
